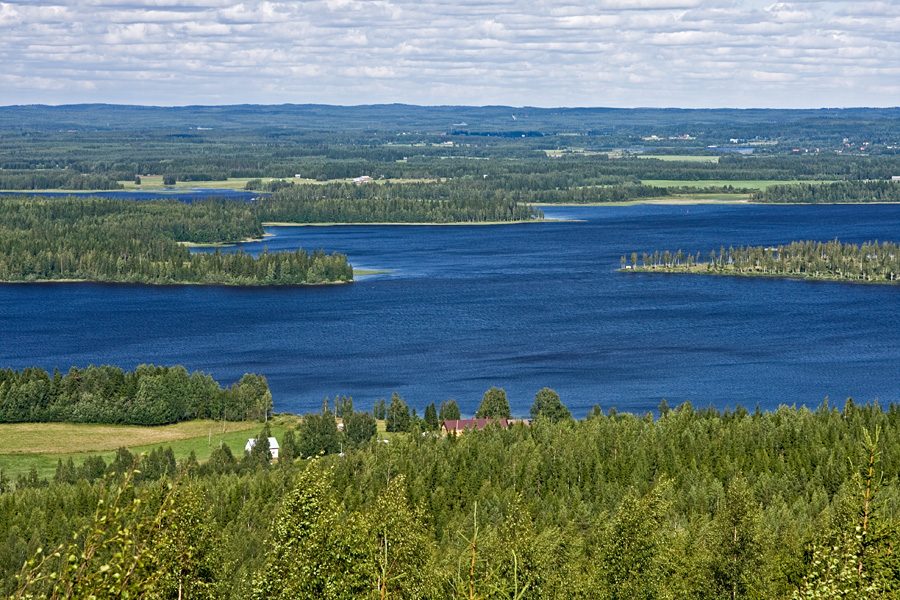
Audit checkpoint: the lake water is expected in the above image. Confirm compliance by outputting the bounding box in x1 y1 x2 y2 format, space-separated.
1 203 898 417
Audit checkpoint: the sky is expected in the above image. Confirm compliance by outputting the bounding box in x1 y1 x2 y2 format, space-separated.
1 0 899 108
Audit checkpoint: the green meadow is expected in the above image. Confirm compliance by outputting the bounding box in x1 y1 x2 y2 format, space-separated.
0 420 289 481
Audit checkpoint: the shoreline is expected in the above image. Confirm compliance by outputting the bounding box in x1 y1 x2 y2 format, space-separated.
178 233 274 248
622 266 899 286
533 197 753 207
261 219 563 227
0 277 353 287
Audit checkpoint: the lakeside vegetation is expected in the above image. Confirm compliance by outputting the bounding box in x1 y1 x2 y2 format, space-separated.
0 365 274 426
754 180 900 203
622 239 900 284
0 196 352 285
256 181 543 223
5 397 900 598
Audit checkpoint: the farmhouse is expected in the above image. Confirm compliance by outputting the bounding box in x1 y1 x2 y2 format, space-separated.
245 437 280 460
353 175 373 184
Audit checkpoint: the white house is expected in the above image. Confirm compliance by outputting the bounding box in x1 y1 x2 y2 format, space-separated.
245 437 280 460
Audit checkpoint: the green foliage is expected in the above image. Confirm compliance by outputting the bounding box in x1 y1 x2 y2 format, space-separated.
9 466 215 600
9 401 900 599
755 180 900 204
335 395 354 419
632 239 900 284
250 467 369 600
296 411 341 457
596 481 672 600
439 399 461 422
365 476 432 599
386 392 411 433
245 423 272 467
710 477 764 599
373 398 386 420
476 387 511 419
256 181 542 224
0 195 353 286
0 364 270 425
344 411 377 448
529 388 571 423
424 403 440 431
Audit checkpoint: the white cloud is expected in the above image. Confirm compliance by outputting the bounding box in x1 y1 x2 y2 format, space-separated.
0 0 898 107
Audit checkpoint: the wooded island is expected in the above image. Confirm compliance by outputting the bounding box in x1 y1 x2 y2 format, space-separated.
623 239 900 284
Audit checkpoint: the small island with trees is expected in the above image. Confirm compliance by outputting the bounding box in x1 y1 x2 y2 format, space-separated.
622 239 900 285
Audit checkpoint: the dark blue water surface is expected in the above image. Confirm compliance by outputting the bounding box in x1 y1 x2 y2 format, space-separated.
2 203 898 417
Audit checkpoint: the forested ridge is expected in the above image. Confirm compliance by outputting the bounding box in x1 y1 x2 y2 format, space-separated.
5 399 900 598
0 196 352 285
625 239 900 284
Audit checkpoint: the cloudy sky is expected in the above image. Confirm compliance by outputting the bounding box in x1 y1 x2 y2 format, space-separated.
1 0 898 108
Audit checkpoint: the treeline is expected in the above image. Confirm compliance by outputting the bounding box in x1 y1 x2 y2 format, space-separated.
0 196 352 285
0 169 122 191
626 239 900 283
0 365 272 425
6 399 900 599
754 179 900 203
256 181 543 223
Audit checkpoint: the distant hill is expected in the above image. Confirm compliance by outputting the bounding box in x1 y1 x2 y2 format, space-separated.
2 103 900 137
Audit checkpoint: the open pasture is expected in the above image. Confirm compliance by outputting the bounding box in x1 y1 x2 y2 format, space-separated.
0 420 284 481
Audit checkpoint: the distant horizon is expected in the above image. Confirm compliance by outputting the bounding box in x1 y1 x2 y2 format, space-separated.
3 102 900 111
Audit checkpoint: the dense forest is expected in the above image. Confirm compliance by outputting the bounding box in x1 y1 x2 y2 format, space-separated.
0 365 272 425
754 180 900 204
625 239 900 284
4 398 900 599
257 182 542 222
0 196 352 285
0 170 122 191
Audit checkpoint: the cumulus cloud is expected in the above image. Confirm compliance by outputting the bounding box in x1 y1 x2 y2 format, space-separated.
0 0 898 107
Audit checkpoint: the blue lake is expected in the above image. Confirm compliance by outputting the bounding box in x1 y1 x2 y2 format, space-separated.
1 203 898 417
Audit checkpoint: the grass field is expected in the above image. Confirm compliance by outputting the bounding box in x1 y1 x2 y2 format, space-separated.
636 155 720 163
120 176 313 190
641 179 834 190
0 420 288 481
120 176 440 191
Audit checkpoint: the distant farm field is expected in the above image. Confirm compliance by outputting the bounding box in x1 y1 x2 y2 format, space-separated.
0 420 285 481
641 179 835 190
636 155 720 163
120 176 307 190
